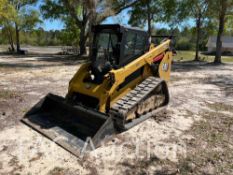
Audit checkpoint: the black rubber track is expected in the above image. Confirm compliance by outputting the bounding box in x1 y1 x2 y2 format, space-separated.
110 76 169 130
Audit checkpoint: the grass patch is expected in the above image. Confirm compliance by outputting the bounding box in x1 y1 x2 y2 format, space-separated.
174 51 233 63
119 106 233 175
47 167 65 175
47 167 90 175
177 110 233 175
0 90 20 99
206 102 233 113
120 156 178 175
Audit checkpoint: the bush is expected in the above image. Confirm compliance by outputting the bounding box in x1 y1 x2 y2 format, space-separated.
176 37 194 50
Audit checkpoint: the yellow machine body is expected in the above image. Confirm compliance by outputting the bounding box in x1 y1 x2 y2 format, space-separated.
22 25 174 155
68 40 172 113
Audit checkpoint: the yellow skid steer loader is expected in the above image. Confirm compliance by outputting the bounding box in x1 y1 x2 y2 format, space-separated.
22 24 174 156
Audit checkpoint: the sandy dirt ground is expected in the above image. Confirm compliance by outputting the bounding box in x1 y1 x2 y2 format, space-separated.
0 54 232 175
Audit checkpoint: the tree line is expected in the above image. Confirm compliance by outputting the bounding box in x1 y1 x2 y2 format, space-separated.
1 26 228 51
0 28 80 46
0 0 232 63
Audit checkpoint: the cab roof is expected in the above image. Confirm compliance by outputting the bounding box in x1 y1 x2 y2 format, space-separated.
92 24 147 34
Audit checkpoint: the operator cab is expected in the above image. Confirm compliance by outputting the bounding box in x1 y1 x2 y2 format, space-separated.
91 24 149 83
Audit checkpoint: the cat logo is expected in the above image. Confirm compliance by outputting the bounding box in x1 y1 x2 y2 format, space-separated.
162 63 169 72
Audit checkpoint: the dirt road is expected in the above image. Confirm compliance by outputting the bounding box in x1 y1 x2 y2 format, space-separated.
0 54 232 175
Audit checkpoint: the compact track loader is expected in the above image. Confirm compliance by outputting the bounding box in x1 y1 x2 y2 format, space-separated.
22 24 174 156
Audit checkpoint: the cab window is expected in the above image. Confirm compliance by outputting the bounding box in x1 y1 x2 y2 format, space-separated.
124 32 146 59
124 32 137 58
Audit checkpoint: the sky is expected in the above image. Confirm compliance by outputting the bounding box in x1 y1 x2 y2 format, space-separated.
40 13 195 32
41 19 65 31
34 1 64 30
39 9 131 31
35 3 195 31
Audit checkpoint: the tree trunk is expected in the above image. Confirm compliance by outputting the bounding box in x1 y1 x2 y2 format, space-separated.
195 15 201 61
214 0 226 64
9 34 15 52
88 0 97 57
146 0 151 37
77 4 89 56
6 26 15 52
79 25 87 55
15 22 20 53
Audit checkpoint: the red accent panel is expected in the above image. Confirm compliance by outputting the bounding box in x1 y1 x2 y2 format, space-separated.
153 54 164 63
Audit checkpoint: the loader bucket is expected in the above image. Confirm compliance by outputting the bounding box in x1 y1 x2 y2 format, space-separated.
21 93 116 157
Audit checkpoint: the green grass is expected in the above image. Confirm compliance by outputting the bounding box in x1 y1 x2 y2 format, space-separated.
206 102 233 113
0 45 8 52
177 107 233 175
0 90 19 99
174 50 233 63
47 167 65 175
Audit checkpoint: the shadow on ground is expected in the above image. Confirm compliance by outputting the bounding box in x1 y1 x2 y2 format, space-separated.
172 61 232 72
203 75 233 97
0 54 87 69
120 156 177 175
